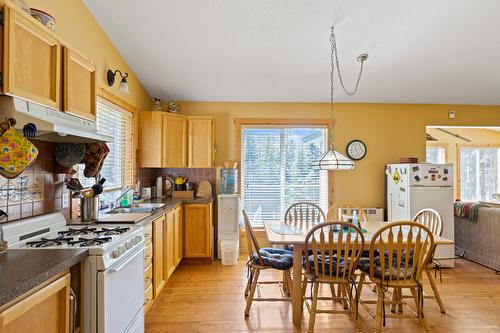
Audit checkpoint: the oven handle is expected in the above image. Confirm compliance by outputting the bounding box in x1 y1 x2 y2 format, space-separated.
109 245 145 272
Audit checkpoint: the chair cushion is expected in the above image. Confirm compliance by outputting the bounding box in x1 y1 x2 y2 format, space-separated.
358 251 415 280
303 254 351 275
251 248 293 270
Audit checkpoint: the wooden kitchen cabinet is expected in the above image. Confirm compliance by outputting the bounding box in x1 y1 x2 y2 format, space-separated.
62 46 96 120
0 273 70 333
188 117 215 167
162 114 188 167
164 210 176 279
2 4 61 109
139 111 164 167
174 206 183 266
152 215 166 298
184 203 213 260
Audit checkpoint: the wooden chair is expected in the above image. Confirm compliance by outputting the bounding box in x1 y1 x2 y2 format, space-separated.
285 202 326 226
412 208 446 313
243 210 293 316
357 221 435 333
327 202 368 223
302 221 365 332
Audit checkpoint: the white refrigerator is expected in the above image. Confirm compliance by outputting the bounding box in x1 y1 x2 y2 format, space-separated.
386 163 454 267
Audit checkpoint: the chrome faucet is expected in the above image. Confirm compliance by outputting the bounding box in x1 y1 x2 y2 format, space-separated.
115 187 134 208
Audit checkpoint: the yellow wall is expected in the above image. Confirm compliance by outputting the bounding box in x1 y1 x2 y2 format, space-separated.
175 102 500 208
27 0 152 110
427 127 500 198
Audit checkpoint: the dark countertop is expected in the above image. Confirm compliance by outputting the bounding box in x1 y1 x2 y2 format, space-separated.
135 197 214 226
0 248 88 307
68 196 214 227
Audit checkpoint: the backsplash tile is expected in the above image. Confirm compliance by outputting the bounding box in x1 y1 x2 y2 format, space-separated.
0 140 69 223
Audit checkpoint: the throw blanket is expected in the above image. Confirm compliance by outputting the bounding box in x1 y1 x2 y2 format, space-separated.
454 201 489 221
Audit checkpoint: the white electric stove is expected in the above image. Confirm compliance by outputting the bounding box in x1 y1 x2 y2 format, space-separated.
3 212 145 333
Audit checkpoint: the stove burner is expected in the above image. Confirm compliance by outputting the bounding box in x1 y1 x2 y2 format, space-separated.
94 227 130 236
26 236 74 248
68 236 112 247
58 227 97 236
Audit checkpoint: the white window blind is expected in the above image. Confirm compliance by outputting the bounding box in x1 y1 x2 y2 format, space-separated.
241 125 328 226
460 147 500 201
80 98 134 191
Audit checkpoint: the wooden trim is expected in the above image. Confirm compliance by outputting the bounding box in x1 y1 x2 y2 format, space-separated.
97 87 137 114
455 143 500 199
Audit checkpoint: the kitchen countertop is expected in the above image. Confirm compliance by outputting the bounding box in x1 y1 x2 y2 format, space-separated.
0 248 88 307
68 196 214 227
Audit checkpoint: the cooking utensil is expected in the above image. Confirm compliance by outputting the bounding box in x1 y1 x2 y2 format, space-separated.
55 143 86 168
91 178 106 196
81 197 99 222
66 178 84 191
82 143 109 178
22 123 37 138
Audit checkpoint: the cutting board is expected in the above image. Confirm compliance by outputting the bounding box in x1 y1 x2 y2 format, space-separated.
98 213 150 223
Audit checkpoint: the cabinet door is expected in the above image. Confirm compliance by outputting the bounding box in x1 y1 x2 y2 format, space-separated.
3 5 61 109
188 117 214 167
153 216 166 297
184 203 213 258
164 211 175 279
0 274 70 333
162 114 188 167
139 111 164 167
63 46 96 120
174 206 183 266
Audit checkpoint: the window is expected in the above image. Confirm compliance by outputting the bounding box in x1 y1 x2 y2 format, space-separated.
241 125 328 226
80 98 134 192
459 146 500 201
426 146 446 164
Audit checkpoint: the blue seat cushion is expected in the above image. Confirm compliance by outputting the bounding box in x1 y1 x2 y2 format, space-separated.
302 254 351 275
358 250 415 280
251 248 293 270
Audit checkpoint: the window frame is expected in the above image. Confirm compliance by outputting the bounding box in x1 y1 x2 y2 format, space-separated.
456 143 500 201
426 142 448 164
235 117 333 227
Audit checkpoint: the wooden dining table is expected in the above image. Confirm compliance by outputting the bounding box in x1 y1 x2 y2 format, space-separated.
263 220 455 327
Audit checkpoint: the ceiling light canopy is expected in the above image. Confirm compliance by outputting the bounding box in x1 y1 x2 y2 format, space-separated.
311 27 368 171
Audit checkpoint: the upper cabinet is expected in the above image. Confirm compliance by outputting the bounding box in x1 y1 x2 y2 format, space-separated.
2 5 61 109
139 111 214 168
0 3 96 120
188 117 214 168
163 114 187 167
63 46 96 121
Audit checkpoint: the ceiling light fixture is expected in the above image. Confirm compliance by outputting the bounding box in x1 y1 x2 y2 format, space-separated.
107 69 130 95
310 26 368 171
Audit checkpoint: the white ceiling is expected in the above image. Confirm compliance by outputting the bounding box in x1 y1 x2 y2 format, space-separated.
84 0 500 104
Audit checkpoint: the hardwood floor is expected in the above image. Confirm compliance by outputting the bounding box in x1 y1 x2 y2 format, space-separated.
145 258 500 332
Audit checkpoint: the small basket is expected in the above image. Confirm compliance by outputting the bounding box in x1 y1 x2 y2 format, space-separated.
220 240 239 265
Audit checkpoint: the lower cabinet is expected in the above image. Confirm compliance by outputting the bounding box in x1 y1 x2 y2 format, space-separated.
0 273 71 333
164 210 175 279
152 215 166 298
184 203 213 260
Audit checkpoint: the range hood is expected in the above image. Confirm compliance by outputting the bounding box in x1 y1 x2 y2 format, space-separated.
0 96 112 143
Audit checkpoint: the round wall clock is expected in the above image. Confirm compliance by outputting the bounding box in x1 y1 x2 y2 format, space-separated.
346 140 367 160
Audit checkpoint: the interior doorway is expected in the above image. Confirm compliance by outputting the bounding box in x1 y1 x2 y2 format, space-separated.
425 126 500 202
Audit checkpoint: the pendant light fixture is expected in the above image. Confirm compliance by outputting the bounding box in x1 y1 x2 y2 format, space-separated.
311 26 368 171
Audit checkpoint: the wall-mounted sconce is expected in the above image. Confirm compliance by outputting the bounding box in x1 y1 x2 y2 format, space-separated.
107 69 129 95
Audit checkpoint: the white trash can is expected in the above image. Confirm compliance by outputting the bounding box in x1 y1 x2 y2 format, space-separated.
220 240 239 265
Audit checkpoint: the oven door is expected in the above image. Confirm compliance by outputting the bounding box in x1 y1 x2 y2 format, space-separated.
97 246 145 333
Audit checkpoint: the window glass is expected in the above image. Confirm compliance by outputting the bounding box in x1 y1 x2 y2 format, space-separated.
241 126 328 225
460 147 500 201
426 146 446 164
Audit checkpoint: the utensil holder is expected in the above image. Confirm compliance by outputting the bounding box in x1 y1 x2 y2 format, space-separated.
81 197 99 222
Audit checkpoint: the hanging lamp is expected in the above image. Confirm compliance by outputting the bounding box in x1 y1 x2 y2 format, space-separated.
311 26 368 171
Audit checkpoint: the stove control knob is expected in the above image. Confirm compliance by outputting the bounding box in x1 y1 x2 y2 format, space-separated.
112 249 122 259
132 235 142 245
118 245 126 254
125 241 133 250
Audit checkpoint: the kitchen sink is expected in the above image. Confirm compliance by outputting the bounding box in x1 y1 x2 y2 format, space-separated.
106 203 165 214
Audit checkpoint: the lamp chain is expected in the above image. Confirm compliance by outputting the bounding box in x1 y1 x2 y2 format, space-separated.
328 26 366 149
